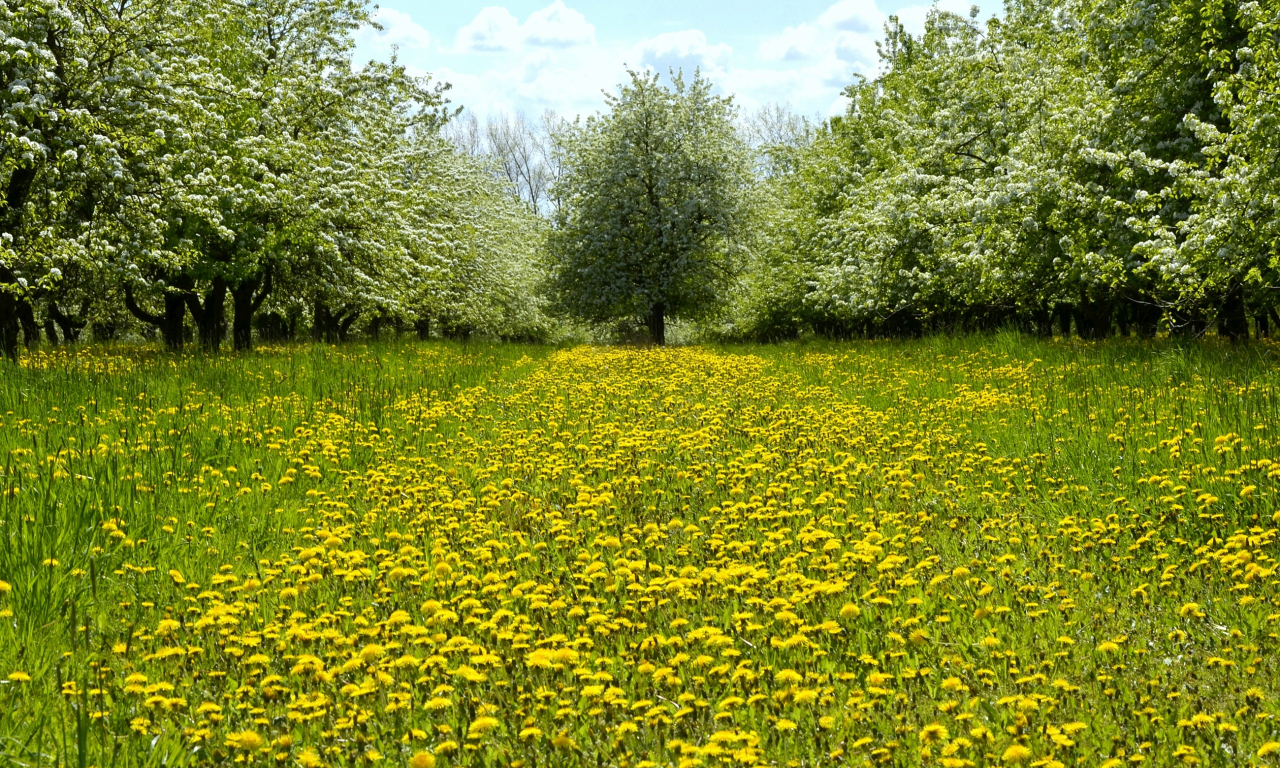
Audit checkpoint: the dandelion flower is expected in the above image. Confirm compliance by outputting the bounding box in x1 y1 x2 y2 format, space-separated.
775 719 798 732
468 716 501 737
920 723 949 743
8 672 30 683
1258 742 1280 758
774 669 803 685
226 730 266 751
1001 744 1033 763
408 752 436 768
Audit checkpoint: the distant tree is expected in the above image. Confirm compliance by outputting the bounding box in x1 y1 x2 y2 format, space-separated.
448 109 565 216
546 70 750 344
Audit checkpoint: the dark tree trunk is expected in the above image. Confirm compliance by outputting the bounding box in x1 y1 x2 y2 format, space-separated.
1074 298 1113 340
415 315 431 341
313 300 356 343
338 310 360 342
17 300 38 349
1031 306 1054 337
1172 307 1207 337
1055 304 1073 338
647 302 666 346
186 277 228 352
1257 311 1270 339
1219 284 1249 342
231 269 272 352
48 301 88 343
0 274 19 361
43 316 59 345
313 299 330 342
1130 296 1162 338
126 285 188 351
1116 303 1133 338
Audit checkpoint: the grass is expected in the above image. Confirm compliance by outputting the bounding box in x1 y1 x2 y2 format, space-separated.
0 335 1278 767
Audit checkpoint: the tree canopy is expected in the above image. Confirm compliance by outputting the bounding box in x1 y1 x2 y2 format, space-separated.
734 0 1279 342
546 70 751 344
3 0 1279 351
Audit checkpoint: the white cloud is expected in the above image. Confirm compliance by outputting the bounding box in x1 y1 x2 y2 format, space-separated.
758 24 824 63
818 0 881 33
524 1 595 48
455 2 594 54
355 8 432 59
357 0 992 124
634 31 732 77
455 7 521 53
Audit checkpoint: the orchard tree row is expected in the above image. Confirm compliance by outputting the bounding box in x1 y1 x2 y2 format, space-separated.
544 0 1280 343
6 0 1279 352
0 0 549 357
735 0 1280 341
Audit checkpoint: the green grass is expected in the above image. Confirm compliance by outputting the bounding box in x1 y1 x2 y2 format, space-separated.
0 336 1277 768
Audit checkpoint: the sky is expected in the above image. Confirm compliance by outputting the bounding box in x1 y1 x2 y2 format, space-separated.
353 0 988 122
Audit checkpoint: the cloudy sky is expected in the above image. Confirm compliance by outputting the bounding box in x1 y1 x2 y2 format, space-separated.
354 0 985 121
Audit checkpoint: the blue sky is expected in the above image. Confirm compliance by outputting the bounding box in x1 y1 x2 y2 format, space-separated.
355 0 986 120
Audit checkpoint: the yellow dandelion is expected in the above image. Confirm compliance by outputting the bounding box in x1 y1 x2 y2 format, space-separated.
774 669 803 685
775 719 798 732
0 580 10 593
468 716 501 737
1258 742 1280 758
919 723 949 743
226 730 266 751
1001 744 1033 763
9 671 30 683
519 727 543 741
1096 641 1120 653
408 752 436 768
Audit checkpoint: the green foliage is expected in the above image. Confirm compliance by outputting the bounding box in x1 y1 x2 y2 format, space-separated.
0 0 550 355
546 70 752 344
737 0 1274 342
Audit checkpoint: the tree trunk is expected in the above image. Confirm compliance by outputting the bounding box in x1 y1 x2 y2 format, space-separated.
231 270 272 352
17 300 38 349
186 277 228 352
338 310 360 342
1130 295 1161 338
313 299 330 343
48 301 88 343
1055 303 1073 338
0 269 20 361
647 302 666 346
415 315 431 341
126 285 188 351
1219 283 1249 342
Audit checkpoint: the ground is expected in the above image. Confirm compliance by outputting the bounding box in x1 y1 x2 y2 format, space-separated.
1 337 1278 767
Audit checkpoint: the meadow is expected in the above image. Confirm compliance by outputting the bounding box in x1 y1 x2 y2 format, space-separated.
0 337 1278 768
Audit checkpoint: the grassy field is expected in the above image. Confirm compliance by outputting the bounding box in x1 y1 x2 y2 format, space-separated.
1 337 1279 767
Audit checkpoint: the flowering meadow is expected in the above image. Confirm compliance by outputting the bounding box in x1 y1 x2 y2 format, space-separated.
1 338 1279 767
